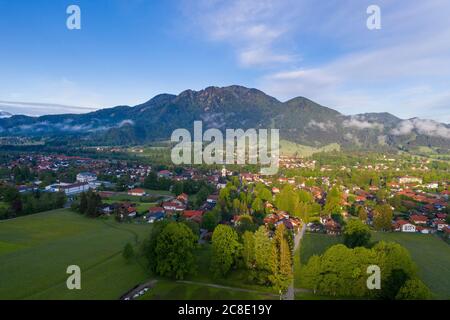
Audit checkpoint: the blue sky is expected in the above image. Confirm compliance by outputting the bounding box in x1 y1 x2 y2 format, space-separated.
0 0 449 122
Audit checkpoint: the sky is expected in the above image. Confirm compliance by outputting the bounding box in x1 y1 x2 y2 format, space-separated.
0 0 449 122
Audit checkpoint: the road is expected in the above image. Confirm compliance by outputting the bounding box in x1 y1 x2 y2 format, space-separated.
282 223 306 300
120 280 158 300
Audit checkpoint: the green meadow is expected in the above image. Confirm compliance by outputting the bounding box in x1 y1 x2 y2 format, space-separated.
372 232 450 299
0 209 152 300
140 280 273 300
295 232 450 299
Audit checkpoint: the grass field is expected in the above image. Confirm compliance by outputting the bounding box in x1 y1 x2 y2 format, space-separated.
140 280 273 300
294 231 450 299
372 232 450 299
280 140 340 157
0 209 153 300
294 233 342 289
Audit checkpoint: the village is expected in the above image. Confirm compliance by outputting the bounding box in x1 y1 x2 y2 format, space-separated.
0 151 449 242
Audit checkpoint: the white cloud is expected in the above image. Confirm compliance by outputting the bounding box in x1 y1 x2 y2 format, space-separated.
183 0 301 67
184 0 450 122
307 120 336 131
343 116 384 131
391 118 450 139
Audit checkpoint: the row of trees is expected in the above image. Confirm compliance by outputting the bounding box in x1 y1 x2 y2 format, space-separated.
0 185 66 220
73 190 103 217
211 224 294 293
300 241 432 299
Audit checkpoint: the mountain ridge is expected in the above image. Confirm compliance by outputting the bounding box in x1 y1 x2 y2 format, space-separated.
0 85 448 151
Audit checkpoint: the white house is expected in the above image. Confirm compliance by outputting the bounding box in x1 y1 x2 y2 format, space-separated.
76 172 97 183
401 223 416 233
128 188 146 197
46 182 90 196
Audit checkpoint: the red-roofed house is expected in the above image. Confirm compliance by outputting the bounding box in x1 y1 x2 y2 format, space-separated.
177 193 189 204
128 188 145 196
183 210 204 219
410 215 428 225
162 201 185 212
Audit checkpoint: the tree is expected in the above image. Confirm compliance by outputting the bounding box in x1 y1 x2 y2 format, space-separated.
85 191 102 217
211 225 241 277
300 241 420 299
253 226 273 285
142 220 169 272
122 242 135 262
182 219 200 239
241 231 255 270
236 214 256 234
275 185 298 214
343 219 371 248
357 206 368 222
373 204 393 231
201 209 221 231
396 279 432 300
269 224 293 293
323 187 342 215
373 241 417 299
195 186 210 207
251 197 263 214
79 192 88 214
154 222 197 280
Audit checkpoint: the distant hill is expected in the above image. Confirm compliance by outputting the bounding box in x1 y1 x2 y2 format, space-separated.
0 85 449 151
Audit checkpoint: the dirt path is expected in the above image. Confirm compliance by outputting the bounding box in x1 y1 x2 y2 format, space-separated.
283 223 306 300
177 280 280 298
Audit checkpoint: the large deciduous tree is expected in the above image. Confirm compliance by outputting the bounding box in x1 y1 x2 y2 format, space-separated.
343 219 371 248
211 224 241 277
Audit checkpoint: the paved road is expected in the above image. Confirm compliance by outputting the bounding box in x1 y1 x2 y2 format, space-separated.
120 280 158 300
283 223 306 300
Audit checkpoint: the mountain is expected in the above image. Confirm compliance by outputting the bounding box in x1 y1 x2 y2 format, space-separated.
0 111 13 119
0 85 449 151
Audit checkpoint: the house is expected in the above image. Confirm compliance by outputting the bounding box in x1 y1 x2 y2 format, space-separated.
128 188 145 197
206 195 218 204
162 201 185 212
444 226 450 239
147 207 165 223
176 193 189 204
101 204 114 215
46 182 91 196
76 172 97 183
398 176 423 184
183 210 204 220
325 219 341 235
424 182 439 189
157 170 172 179
410 215 428 225
435 220 448 231
416 226 431 234
17 185 36 193
127 207 137 218
394 220 416 233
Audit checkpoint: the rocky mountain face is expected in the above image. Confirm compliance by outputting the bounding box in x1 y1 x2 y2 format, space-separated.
0 85 449 151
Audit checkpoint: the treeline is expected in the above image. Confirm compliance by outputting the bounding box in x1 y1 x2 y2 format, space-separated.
141 221 294 293
71 190 103 217
301 220 432 299
0 185 66 220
